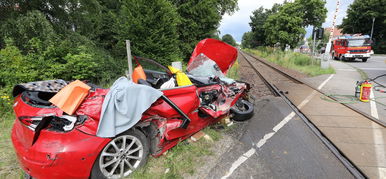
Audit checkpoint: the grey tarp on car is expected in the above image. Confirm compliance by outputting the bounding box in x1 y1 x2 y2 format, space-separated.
96 77 163 138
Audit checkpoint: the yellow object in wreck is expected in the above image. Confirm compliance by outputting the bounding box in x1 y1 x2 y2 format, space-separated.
168 66 193 86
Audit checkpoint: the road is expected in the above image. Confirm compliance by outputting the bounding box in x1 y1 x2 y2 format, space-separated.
203 54 354 179
306 55 386 123
206 97 353 179
346 55 386 122
347 55 386 85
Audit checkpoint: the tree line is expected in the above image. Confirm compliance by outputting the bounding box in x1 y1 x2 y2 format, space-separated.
243 0 386 54
242 0 327 50
0 0 238 94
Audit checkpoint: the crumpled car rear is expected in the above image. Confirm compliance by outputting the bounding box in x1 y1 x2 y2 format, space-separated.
11 88 111 179
12 119 109 179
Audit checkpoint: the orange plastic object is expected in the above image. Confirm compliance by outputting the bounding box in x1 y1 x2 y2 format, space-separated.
49 80 91 115
132 65 147 83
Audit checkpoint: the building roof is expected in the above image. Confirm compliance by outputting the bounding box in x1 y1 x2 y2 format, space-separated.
324 27 343 37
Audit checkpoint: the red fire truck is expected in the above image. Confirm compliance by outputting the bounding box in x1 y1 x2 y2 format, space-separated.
331 34 373 62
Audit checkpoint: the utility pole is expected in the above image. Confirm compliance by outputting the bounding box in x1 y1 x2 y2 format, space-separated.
126 40 133 80
370 17 375 39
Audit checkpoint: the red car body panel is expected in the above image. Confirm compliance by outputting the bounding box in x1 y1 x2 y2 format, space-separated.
12 119 110 179
147 85 199 118
189 38 238 74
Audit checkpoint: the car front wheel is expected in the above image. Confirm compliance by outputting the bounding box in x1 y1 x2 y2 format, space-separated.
230 99 254 121
91 129 149 179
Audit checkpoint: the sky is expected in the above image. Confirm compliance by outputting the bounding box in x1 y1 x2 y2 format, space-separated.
218 0 354 43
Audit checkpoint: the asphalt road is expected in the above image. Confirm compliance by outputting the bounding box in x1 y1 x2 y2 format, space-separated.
346 55 386 85
207 97 353 179
345 55 386 122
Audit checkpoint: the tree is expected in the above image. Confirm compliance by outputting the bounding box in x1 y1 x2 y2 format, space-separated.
261 0 326 49
249 4 281 47
113 0 181 65
281 0 327 27
0 0 102 38
241 31 254 49
264 11 305 49
169 0 238 60
222 34 237 46
1 10 56 50
340 0 386 53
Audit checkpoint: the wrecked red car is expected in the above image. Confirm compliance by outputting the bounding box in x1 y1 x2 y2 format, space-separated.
11 38 253 179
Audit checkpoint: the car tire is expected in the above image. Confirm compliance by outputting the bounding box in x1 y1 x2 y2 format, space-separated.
362 58 368 62
90 129 149 179
230 99 254 121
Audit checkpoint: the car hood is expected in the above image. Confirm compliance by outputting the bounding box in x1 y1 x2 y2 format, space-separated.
188 38 238 74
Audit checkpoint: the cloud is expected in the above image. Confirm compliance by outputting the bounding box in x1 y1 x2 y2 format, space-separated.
323 0 354 27
219 0 285 42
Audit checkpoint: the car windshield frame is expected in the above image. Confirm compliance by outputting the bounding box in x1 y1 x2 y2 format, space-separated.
133 56 172 75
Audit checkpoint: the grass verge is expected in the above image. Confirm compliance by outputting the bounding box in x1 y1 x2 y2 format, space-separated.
245 48 335 77
226 60 240 80
0 111 22 178
130 128 221 179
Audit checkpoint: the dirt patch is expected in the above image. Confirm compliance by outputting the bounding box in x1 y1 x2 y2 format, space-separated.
183 132 236 179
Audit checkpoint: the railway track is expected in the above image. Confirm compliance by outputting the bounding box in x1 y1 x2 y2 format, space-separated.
239 51 386 179
240 51 386 128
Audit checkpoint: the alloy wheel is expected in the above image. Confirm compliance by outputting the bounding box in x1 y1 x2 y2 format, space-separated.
99 135 144 178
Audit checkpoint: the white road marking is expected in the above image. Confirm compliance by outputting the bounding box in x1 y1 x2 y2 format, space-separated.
370 89 384 178
370 89 379 119
336 68 356 72
221 74 334 178
360 68 386 71
318 74 334 90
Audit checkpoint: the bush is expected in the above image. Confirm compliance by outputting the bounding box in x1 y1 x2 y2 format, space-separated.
113 0 181 65
0 44 37 94
0 11 56 51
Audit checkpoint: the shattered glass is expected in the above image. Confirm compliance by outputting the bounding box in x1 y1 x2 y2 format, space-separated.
187 53 226 78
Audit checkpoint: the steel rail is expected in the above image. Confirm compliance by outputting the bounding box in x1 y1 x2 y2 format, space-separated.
243 51 386 127
239 51 279 96
240 51 367 179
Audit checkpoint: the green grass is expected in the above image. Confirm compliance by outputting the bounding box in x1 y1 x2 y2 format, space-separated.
245 48 335 77
0 109 22 179
226 60 240 80
130 128 221 179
